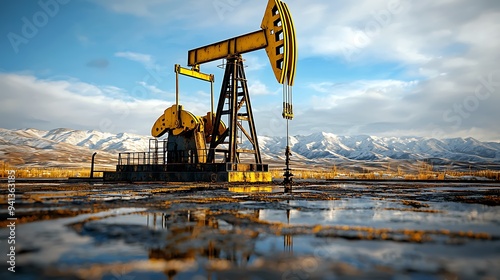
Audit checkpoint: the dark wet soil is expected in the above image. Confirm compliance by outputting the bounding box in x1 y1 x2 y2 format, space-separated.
1 181 498 227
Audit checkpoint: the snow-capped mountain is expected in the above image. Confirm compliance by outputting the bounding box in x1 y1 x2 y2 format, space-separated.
0 128 150 168
1 128 499 169
261 132 500 163
1 128 150 152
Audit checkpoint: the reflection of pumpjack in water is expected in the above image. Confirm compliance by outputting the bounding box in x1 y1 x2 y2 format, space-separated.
148 210 221 279
284 208 293 254
147 209 294 276
148 211 224 260
147 210 261 273
70 209 295 279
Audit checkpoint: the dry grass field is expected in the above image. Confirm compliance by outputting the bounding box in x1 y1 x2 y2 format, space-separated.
0 162 112 178
270 163 500 181
1 161 498 180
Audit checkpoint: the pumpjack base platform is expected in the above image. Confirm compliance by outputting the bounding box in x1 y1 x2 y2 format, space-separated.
103 163 272 183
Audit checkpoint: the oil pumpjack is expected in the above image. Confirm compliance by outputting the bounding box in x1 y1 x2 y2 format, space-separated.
104 0 297 183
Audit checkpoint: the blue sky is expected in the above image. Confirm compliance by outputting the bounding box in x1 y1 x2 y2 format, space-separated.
1 0 499 141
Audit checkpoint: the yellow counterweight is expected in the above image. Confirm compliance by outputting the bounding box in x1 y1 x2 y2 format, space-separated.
151 105 202 138
151 105 226 142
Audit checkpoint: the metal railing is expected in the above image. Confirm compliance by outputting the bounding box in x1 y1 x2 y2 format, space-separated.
117 148 226 166
116 138 267 171
117 152 165 166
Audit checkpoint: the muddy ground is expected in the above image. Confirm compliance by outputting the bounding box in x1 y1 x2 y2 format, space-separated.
0 181 499 279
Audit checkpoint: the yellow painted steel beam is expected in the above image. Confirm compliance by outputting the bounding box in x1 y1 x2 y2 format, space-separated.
175 64 214 82
188 30 267 66
187 0 297 86
227 171 272 183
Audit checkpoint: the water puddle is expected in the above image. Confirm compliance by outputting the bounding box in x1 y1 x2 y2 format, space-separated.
257 199 500 233
1 183 499 279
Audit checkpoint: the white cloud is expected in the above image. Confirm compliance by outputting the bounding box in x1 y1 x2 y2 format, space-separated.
137 81 169 96
0 73 208 135
94 0 167 18
248 80 276 96
291 0 497 66
282 0 500 140
290 71 500 140
309 79 418 104
90 0 258 29
114 52 169 97
115 51 154 68
243 54 267 72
